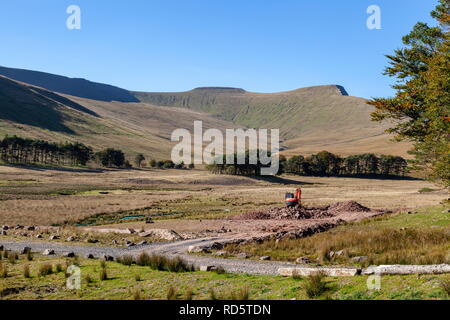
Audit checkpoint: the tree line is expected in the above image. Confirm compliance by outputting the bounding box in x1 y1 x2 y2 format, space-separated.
206 151 275 176
0 135 194 170
205 150 408 177
0 136 92 166
281 151 408 177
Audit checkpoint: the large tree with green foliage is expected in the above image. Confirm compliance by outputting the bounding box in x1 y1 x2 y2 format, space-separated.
368 0 449 188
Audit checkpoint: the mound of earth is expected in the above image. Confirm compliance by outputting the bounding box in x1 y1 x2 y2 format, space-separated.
235 201 377 220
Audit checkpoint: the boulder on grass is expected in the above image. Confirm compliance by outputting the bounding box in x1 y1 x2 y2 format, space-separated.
86 254 95 259
296 257 313 264
199 265 217 272
21 247 32 254
260 256 271 261
103 255 114 261
43 249 55 256
210 242 224 250
351 256 368 263
138 229 182 241
188 246 210 254
212 251 227 257
64 252 76 258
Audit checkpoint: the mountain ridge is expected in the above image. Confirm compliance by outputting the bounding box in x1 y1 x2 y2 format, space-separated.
0 66 139 103
0 67 411 157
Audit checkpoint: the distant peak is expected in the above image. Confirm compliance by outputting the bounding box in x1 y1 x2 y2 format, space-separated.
192 87 246 93
284 85 349 96
335 85 349 96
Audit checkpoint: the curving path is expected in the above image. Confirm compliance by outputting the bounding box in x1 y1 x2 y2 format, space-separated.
3 239 449 276
0 238 296 275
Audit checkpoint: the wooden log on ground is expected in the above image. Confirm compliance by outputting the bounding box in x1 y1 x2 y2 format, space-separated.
362 264 450 275
278 267 361 277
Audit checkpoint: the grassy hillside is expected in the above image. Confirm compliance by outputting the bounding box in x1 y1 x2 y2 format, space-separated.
0 77 239 159
0 65 411 158
134 86 411 156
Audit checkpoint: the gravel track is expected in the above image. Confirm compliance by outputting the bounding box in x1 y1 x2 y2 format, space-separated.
2 239 449 276
0 238 295 275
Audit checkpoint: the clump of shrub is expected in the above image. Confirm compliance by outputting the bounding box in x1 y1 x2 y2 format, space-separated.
65 257 80 268
55 263 63 273
132 289 143 300
167 286 178 300
85 274 93 284
149 159 186 170
209 289 218 300
23 265 31 278
184 289 194 300
0 262 7 278
118 255 134 266
136 252 151 266
209 287 250 300
304 272 327 299
292 270 302 280
441 278 450 297
135 253 194 272
230 286 250 300
26 251 33 261
7 251 18 264
418 187 435 193
100 267 108 281
134 274 141 282
165 257 194 272
39 263 53 277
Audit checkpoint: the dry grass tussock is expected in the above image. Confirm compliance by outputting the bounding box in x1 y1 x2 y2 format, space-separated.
226 226 450 266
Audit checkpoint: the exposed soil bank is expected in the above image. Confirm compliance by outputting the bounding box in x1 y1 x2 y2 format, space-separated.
235 201 387 220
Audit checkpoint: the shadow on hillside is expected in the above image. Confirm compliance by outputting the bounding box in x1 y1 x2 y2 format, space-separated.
247 174 422 185
0 77 74 134
0 66 140 102
249 175 318 185
335 174 423 181
33 87 99 117
2 164 105 174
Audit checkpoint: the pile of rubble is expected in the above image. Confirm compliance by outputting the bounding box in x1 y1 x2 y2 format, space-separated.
235 201 375 220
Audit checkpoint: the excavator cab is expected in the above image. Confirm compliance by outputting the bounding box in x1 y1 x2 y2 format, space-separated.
285 188 302 207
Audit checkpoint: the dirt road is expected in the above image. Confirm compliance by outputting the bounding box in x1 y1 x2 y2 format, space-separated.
0 238 296 275
3 238 450 276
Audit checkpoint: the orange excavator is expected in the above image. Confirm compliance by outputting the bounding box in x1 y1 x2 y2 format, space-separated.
285 188 302 207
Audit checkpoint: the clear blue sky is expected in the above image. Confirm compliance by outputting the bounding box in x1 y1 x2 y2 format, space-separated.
0 0 438 98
